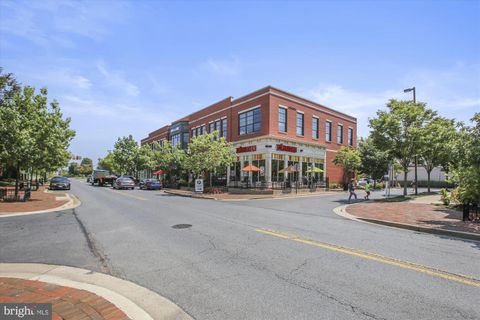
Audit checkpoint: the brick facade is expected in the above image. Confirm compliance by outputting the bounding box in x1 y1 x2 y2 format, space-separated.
142 86 357 184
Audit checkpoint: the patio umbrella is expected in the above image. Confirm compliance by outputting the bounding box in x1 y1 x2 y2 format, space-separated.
152 169 165 175
241 165 261 172
306 167 324 173
279 165 298 173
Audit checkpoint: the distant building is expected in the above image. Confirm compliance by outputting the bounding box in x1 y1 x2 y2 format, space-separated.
395 166 448 182
141 86 357 185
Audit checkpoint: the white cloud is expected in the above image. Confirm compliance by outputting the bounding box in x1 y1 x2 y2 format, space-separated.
306 63 480 138
203 56 241 76
96 63 140 96
0 0 129 47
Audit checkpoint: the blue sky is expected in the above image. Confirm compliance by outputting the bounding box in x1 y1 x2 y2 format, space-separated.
1 0 479 163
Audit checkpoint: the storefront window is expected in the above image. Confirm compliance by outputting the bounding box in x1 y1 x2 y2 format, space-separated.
272 154 285 182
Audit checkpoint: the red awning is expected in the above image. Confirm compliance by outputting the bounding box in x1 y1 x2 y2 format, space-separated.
152 170 165 175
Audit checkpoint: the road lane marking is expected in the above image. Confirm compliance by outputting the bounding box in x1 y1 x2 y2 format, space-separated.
106 189 147 201
256 228 480 287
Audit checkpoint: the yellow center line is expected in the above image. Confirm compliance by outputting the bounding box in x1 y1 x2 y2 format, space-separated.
106 188 147 201
256 228 480 287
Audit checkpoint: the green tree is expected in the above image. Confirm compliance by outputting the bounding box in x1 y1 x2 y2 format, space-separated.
332 146 361 187
369 99 435 195
68 162 79 175
80 157 93 166
358 137 390 188
419 117 457 192
0 82 75 197
111 135 153 179
449 113 480 204
0 68 21 105
184 131 235 187
97 152 117 173
152 140 185 172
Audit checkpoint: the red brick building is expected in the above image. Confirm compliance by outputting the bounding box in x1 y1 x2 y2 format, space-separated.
141 86 357 185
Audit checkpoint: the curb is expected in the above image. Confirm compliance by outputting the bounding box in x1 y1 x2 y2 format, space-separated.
0 193 81 218
333 205 480 242
164 190 341 202
0 263 192 320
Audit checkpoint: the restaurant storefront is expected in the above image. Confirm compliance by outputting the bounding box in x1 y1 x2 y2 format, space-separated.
227 137 326 187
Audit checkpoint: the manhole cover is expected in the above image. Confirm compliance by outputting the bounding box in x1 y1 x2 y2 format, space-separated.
172 224 192 229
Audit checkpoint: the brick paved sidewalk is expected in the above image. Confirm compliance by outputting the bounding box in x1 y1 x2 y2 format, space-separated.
0 186 69 214
0 277 130 320
346 202 480 235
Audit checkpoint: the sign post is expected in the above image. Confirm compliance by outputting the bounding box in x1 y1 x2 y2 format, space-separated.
195 178 204 193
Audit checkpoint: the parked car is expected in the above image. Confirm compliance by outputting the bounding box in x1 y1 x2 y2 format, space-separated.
139 178 162 190
357 178 371 187
50 176 71 190
113 177 135 190
118 175 139 185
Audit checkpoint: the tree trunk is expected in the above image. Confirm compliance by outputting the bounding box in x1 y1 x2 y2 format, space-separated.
14 163 20 198
403 170 408 196
427 170 431 193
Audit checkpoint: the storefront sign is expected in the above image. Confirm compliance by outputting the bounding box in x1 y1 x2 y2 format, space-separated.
236 145 257 153
276 144 297 153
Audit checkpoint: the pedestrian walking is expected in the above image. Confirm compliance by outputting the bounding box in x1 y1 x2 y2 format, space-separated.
348 179 357 203
364 180 371 200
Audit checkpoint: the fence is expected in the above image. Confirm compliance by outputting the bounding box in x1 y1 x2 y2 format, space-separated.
462 202 479 222
228 179 328 192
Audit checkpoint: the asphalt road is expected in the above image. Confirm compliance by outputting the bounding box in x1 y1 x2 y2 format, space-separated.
1 180 479 319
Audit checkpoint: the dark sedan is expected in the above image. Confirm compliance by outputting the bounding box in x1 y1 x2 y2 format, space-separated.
139 179 162 190
49 177 71 190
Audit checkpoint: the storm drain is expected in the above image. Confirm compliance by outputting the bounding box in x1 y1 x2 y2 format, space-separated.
172 224 192 229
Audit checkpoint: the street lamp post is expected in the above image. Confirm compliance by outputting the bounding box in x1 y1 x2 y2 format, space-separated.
403 87 418 195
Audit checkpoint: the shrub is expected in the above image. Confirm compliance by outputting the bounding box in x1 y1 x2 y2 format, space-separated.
440 188 450 206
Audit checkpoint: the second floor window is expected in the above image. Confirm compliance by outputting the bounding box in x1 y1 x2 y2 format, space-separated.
209 122 214 133
191 128 195 138
348 128 353 146
221 119 227 138
239 107 261 135
296 112 304 136
337 124 344 144
201 125 206 135
326 121 332 142
278 107 287 132
171 133 181 147
312 117 319 139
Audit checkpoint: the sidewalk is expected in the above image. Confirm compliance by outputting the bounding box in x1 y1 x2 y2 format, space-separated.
0 263 192 320
164 188 340 201
0 277 130 320
344 199 479 240
0 186 70 215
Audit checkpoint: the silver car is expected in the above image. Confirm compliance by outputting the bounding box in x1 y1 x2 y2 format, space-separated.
113 177 135 190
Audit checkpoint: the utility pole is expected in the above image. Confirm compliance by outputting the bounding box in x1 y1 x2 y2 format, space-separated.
403 87 418 195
